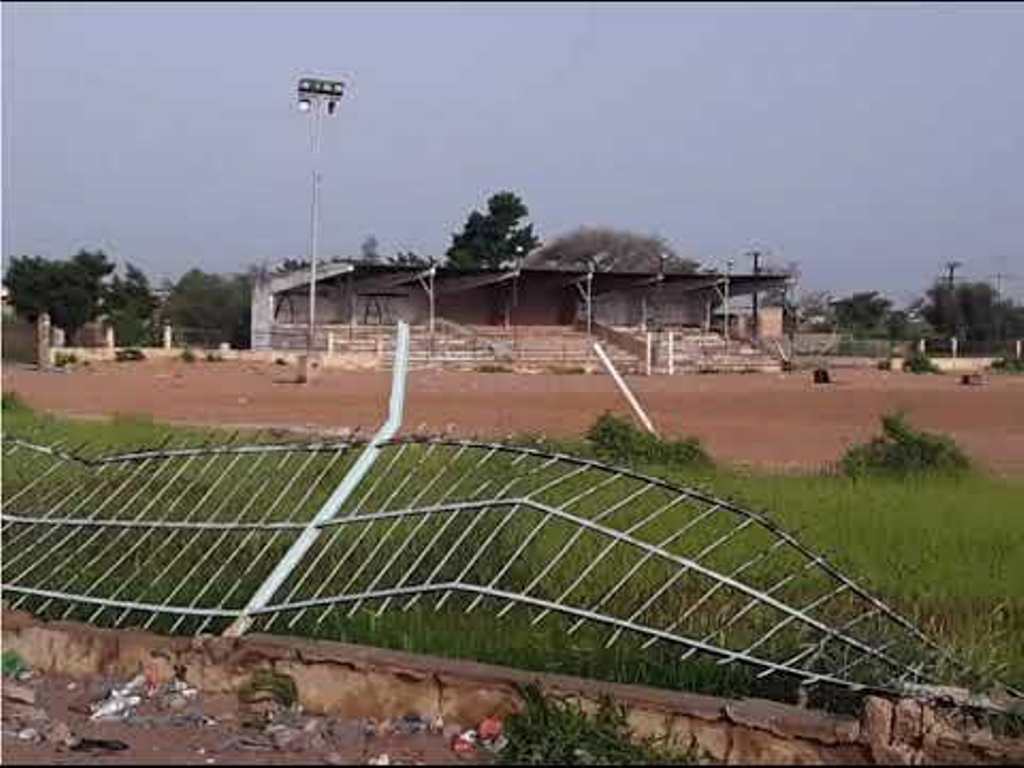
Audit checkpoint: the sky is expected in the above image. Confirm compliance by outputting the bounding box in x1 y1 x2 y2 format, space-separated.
3 2 1023 303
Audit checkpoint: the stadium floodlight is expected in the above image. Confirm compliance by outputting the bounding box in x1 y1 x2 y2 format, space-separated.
296 75 346 382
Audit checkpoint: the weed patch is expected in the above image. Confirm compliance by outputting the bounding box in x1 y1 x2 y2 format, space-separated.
991 357 1024 374
180 348 197 363
586 412 711 468
114 348 146 363
904 350 940 374
841 413 970 478
500 683 695 765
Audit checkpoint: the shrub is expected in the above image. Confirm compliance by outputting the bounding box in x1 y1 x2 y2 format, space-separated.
274 357 289 366
876 358 892 371
586 412 711 468
54 352 79 367
546 365 587 375
476 363 513 374
904 350 939 374
205 351 224 363
114 348 146 362
180 348 197 363
1 391 27 412
500 683 695 765
991 357 1024 374
841 413 971 478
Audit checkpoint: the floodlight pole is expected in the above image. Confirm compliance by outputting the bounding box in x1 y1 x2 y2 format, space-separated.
296 76 345 382
307 105 323 364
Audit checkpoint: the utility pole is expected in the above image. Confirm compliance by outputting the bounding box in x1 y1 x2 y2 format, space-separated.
944 260 963 290
748 250 762 341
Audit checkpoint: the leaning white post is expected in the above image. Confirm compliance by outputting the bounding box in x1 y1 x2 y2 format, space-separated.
223 321 412 637
593 341 658 437
645 332 653 376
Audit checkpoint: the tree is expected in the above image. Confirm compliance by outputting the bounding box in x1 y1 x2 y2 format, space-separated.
922 280 1024 342
387 249 431 267
524 227 699 273
106 264 159 346
446 191 540 269
161 269 252 349
360 235 381 263
793 290 833 332
831 291 892 337
4 249 115 343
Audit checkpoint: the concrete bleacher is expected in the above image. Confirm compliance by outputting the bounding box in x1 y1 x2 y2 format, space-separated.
264 321 780 374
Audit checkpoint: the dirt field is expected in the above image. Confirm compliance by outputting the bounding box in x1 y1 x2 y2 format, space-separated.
4 360 1023 475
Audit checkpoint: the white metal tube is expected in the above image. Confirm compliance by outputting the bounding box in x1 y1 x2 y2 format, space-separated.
224 320 411 637
592 341 658 436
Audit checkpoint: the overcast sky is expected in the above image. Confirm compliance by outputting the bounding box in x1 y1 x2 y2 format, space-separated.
3 2 1023 302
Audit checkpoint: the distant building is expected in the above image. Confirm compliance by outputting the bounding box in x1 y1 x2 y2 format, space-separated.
250 260 788 350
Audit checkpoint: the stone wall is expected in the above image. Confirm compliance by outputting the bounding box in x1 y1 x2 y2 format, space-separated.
2 610 1021 765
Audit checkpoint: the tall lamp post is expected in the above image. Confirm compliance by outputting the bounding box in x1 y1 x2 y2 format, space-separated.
297 76 345 382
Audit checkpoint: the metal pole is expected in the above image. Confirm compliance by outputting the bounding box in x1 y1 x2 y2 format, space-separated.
593 342 658 437
306 103 323 373
224 321 412 637
751 250 761 342
587 268 593 343
723 265 731 350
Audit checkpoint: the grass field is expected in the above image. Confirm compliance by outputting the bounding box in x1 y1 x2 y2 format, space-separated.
2 396 1021 708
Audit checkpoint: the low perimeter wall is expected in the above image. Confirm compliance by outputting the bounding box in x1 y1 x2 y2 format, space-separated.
2 610 1021 765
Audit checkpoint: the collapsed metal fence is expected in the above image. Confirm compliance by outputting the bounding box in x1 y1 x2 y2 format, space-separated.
0 323 1014 699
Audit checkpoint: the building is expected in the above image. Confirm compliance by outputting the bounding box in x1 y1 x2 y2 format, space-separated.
251 260 789 352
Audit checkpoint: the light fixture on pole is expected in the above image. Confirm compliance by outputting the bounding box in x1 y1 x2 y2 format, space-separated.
296 75 345 382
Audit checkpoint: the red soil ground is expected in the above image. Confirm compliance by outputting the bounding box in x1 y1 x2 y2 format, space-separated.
4 360 1023 475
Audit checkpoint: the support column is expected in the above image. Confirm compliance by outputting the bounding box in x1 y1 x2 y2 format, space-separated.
36 313 51 367
105 325 116 350
645 332 653 376
951 337 958 358
1016 339 1022 360
163 324 173 350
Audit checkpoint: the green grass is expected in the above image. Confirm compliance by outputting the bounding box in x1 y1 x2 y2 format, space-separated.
2 396 1022 707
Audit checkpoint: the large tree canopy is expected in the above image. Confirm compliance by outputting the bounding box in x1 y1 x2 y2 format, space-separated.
923 281 1024 341
524 227 699 274
4 249 115 342
831 291 892 337
161 269 253 349
106 264 159 347
446 191 540 269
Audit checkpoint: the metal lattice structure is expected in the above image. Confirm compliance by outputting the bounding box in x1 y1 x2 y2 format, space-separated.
0 322 1008 699
1 432 981 695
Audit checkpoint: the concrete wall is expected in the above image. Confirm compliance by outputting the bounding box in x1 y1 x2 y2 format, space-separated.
3 610 1021 765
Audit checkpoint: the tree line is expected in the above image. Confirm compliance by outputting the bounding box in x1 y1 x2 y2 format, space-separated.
3 249 252 349
796 284 1024 345
6 189 1020 349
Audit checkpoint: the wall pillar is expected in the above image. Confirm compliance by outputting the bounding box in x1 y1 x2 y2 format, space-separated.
950 337 958 358
105 325 116 350
163 324 173 349
36 313 51 367
51 327 66 349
